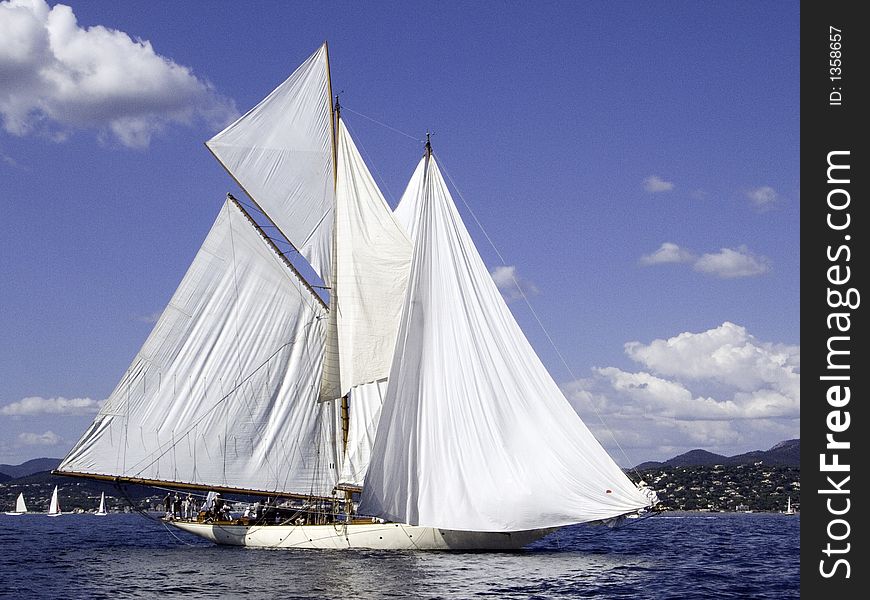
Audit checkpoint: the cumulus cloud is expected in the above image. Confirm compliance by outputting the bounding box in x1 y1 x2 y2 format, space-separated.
640 243 770 278
643 175 674 193
1 396 103 416
0 0 237 147
747 186 779 209
18 430 61 446
639 242 695 265
490 265 539 301
694 246 770 278
566 322 799 463
624 321 799 394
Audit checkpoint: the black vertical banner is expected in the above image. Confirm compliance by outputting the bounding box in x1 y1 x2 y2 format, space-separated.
802 3 867 596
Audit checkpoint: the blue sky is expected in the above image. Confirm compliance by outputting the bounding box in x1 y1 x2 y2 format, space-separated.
0 0 799 466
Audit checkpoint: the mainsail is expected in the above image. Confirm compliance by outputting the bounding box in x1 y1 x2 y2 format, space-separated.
58 198 338 497
360 152 652 531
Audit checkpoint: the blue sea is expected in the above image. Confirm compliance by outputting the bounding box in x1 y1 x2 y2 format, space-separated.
0 512 798 599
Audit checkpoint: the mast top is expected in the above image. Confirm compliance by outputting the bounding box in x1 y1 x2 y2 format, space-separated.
335 94 341 120
425 130 432 157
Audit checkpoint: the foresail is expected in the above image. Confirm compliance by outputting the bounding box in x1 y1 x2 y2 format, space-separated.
360 155 652 531
206 44 335 284
319 121 412 400
58 199 338 497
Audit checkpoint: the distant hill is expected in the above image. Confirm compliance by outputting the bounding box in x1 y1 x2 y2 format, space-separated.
635 439 799 470
0 457 62 479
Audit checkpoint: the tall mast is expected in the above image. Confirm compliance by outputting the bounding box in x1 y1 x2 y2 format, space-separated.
324 41 351 468
325 41 338 190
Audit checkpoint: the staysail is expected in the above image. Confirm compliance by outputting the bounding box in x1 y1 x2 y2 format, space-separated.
15 493 27 513
57 198 338 497
206 44 335 284
360 153 652 531
320 120 412 401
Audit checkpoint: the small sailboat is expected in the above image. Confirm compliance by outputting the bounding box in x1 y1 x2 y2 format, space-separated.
5 492 28 515
95 491 108 516
47 485 62 517
783 496 796 515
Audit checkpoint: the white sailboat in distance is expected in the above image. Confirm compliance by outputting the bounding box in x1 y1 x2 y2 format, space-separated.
5 493 28 516
95 492 108 516
55 42 658 550
47 486 62 517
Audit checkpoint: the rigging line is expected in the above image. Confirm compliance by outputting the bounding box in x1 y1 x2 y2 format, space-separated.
435 155 643 480
341 105 423 143
232 196 294 245
342 118 395 204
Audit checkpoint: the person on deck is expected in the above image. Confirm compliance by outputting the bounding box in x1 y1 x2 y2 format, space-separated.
163 492 172 518
213 493 224 520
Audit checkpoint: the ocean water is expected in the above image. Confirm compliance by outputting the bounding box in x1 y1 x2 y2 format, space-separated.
0 512 798 599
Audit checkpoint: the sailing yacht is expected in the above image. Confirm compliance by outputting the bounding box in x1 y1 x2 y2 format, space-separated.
55 43 657 549
47 486 62 517
783 496 796 515
95 492 108 516
5 493 28 516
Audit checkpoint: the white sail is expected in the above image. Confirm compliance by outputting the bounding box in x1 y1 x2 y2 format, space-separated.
360 155 652 531
320 121 412 400
338 379 387 487
48 486 60 515
392 156 426 239
206 44 335 284
58 198 338 497
15 493 27 513
96 492 107 515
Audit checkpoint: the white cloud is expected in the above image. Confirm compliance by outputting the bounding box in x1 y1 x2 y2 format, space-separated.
566 322 799 463
747 186 779 209
490 265 539 301
640 243 770 278
0 0 237 148
624 321 799 394
639 242 695 265
1 396 103 416
643 175 674 193
18 430 61 446
693 246 770 278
